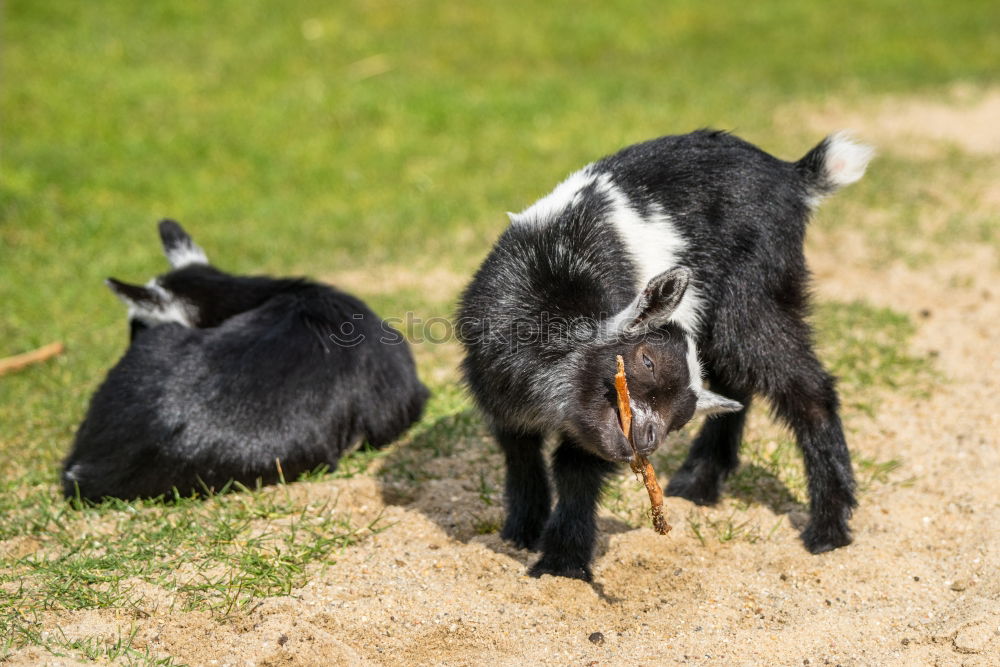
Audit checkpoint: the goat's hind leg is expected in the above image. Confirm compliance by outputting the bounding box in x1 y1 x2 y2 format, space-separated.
496 428 551 550
765 337 857 553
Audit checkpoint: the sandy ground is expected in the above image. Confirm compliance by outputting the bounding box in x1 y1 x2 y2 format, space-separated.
9 91 1000 665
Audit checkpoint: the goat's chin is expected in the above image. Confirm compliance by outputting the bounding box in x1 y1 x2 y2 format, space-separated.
583 418 633 462
567 408 634 462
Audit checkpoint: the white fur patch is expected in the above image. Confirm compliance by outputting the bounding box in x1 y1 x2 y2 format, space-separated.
595 173 703 335
605 290 704 355
604 294 641 335
114 279 196 328
164 240 208 269
510 165 596 225
685 335 704 394
824 131 874 189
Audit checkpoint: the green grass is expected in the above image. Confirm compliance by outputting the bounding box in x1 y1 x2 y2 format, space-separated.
2 0 997 662
0 480 382 613
815 300 935 414
686 507 785 547
4 627 183 666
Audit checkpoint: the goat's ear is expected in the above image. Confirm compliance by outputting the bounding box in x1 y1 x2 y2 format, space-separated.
158 219 208 269
105 277 193 327
693 387 743 418
105 278 159 308
625 267 691 333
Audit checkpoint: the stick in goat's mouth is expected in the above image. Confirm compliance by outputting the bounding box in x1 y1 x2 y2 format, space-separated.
614 355 671 535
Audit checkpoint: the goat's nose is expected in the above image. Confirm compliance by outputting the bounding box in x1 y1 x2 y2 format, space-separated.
632 421 658 454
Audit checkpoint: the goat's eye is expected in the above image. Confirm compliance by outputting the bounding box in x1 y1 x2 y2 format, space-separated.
642 354 654 372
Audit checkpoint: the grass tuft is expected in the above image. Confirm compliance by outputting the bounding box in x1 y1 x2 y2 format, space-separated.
0 481 382 659
814 300 935 415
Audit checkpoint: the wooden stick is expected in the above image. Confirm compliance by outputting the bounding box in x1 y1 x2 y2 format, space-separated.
0 342 64 377
614 355 671 535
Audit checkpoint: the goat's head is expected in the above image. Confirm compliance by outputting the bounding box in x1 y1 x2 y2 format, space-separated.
566 268 742 461
106 220 259 339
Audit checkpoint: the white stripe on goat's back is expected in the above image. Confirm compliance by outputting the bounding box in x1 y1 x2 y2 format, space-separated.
509 165 596 225
595 172 704 334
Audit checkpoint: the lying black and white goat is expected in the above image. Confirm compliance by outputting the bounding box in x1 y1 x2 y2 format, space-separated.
63 220 428 501
459 130 873 580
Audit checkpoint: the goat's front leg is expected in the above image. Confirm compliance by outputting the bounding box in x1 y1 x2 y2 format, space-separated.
496 428 551 550
529 437 616 581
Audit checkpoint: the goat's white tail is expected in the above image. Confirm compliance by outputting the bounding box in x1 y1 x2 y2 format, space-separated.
796 132 875 204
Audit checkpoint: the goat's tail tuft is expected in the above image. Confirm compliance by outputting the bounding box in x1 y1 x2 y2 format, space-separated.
796 132 874 204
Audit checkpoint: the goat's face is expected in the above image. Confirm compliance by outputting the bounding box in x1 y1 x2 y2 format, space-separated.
567 269 742 462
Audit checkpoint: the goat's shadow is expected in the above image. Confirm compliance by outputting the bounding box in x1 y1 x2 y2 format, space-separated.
374 408 806 598
374 408 635 601
722 463 810 527
651 432 809 529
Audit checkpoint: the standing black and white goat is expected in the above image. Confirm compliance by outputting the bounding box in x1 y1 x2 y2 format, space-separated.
63 220 429 501
458 130 873 580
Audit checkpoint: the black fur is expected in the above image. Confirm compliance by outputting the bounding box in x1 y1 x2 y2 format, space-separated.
63 220 429 501
459 130 870 579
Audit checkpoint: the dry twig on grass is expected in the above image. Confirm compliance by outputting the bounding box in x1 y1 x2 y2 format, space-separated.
0 342 64 377
614 354 671 535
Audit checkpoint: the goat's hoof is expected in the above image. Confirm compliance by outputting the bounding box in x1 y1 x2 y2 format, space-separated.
801 521 853 554
528 557 592 582
500 518 545 551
